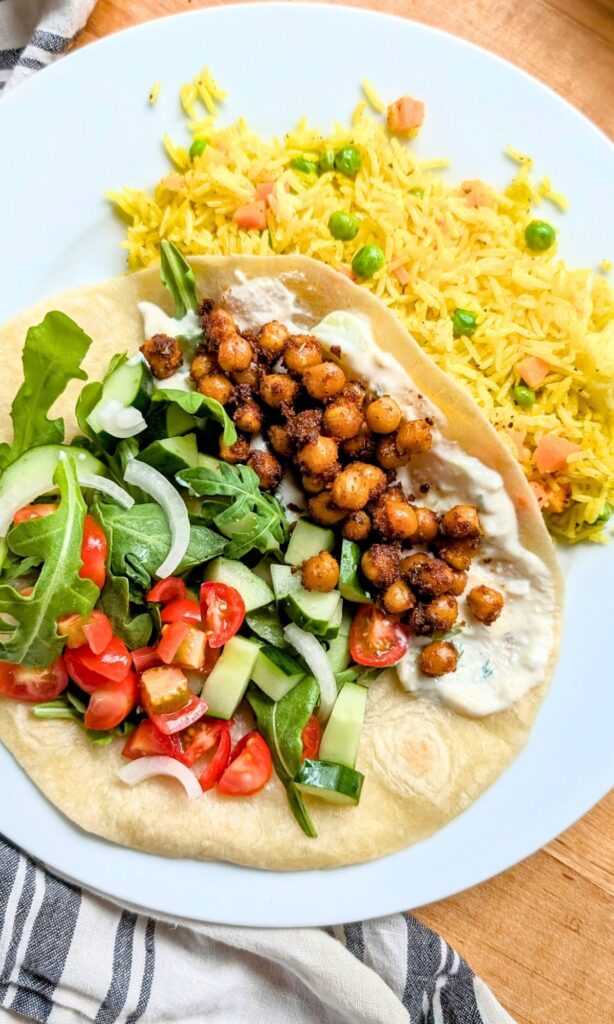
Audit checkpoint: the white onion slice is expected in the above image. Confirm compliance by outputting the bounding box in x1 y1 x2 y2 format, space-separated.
95 398 147 439
124 459 190 578
77 473 134 509
284 623 337 723
117 756 202 800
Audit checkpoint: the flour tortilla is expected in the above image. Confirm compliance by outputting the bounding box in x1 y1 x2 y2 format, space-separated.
0 256 562 869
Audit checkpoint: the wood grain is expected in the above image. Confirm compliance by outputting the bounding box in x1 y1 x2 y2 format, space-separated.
74 2 614 1021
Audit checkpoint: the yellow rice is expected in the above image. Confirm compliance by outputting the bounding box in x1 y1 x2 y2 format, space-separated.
109 69 614 543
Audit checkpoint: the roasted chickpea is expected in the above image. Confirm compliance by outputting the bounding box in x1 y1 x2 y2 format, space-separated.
342 511 371 542
366 395 402 434
372 490 417 540
233 401 263 435
341 381 367 406
302 361 346 400
298 435 339 477
361 544 400 589
301 474 327 494
301 551 340 592
418 641 458 676
190 352 217 381
308 490 347 525
467 585 504 625
260 373 300 408
247 450 283 491
197 373 234 405
383 580 416 615
257 320 289 357
412 506 439 543
322 399 364 440
400 552 430 576
219 436 250 463
342 426 376 461
283 335 322 373
376 436 409 470
206 307 238 346
361 463 387 499
218 334 253 373
287 409 322 447
140 334 183 380
424 594 458 632
435 537 480 571
441 504 482 540
231 362 261 387
403 556 457 597
396 419 433 455
331 465 371 511
268 424 292 458
447 568 468 597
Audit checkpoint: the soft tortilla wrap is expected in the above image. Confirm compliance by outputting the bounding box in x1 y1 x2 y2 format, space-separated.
0 256 562 869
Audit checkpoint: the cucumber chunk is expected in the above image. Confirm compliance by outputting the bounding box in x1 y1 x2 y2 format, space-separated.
139 433 200 475
319 682 367 768
143 403 195 442
201 635 260 719
285 519 335 567
327 607 352 672
204 556 274 611
87 357 152 436
294 759 364 806
339 539 372 604
271 564 341 637
251 644 305 701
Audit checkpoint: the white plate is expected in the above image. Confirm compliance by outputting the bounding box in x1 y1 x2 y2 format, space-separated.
0 3 612 927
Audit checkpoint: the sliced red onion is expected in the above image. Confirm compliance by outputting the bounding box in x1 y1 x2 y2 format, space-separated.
284 623 337 722
117 756 202 800
95 398 147 439
124 459 190 578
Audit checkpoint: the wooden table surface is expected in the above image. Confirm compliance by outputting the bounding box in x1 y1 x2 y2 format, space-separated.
76 3 613 1022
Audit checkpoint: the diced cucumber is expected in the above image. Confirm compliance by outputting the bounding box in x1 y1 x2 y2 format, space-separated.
319 682 367 768
201 635 260 719
271 564 341 638
87 357 152 436
252 557 274 589
139 433 199 475
203 556 274 611
294 759 364 806
197 453 220 471
320 597 343 640
285 519 335 567
251 644 305 701
143 403 195 442
339 539 372 604
270 563 296 601
327 607 352 672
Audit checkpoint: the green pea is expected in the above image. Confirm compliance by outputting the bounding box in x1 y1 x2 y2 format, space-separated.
595 502 612 525
290 156 318 175
352 244 385 280
409 188 424 198
512 385 536 408
451 308 477 338
524 220 556 252
319 149 335 173
335 146 362 178
328 211 360 241
189 138 208 159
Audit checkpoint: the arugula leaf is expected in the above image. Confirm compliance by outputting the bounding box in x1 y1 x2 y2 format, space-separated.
160 240 198 318
0 458 98 666
99 571 154 648
179 463 288 560
0 312 91 471
247 676 320 838
152 389 237 447
92 500 226 590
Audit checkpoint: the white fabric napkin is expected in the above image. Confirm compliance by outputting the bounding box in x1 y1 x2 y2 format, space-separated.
0 4 517 1022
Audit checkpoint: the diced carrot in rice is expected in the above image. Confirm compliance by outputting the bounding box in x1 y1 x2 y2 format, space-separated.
534 435 580 473
233 200 267 231
161 175 185 192
387 96 425 135
515 355 550 389
393 265 411 285
256 181 275 202
337 266 355 281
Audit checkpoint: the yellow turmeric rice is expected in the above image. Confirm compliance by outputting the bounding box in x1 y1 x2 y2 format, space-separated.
109 69 614 542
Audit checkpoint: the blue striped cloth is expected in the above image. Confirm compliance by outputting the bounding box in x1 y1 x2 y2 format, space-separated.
0 836 515 1023
0 4 517 1022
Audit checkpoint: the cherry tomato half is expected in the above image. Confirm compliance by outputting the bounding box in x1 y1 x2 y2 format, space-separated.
65 647 111 694
199 726 231 792
200 582 245 649
181 717 230 768
131 646 162 673
58 611 113 655
12 503 57 525
349 605 409 667
160 599 201 625
217 731 273 796
122 719 184 761
77 635 131 682
147 577 188 604
84 671 138 731
79 516 107 591
148 694 208 736
0 658 68 703
301 715 321 761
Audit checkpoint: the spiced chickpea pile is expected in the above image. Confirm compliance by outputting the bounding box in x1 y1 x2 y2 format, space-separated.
141 307 505 678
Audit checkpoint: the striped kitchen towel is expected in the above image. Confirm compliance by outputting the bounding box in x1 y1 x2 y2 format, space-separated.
0 835 515 1023
0 0 96 93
